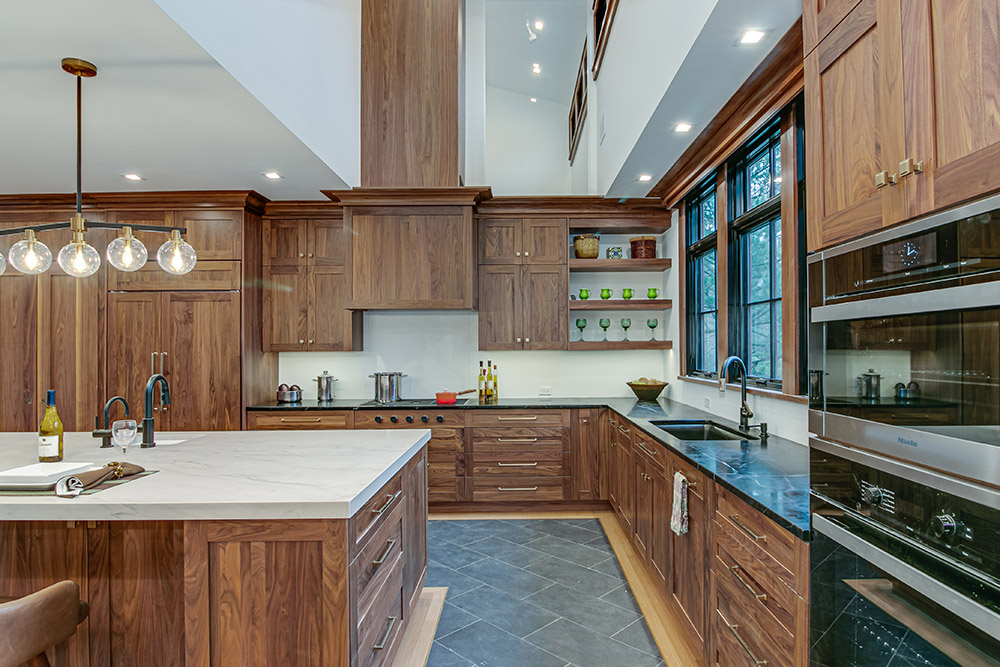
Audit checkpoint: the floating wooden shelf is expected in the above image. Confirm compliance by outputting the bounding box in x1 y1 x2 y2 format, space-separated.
569 220 671 235
570 299 672 310
569 340 673 351
569 258 672 272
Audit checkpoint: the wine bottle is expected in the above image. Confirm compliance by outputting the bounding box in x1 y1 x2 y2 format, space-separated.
485 361 494 403
478 361 485 403
38 390 64 463
493 364 499 403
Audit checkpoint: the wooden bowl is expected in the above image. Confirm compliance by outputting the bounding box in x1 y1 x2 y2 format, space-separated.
627 381 667 401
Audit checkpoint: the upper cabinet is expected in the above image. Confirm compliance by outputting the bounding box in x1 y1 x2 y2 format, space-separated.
806 0 1000 252
478 218 568 265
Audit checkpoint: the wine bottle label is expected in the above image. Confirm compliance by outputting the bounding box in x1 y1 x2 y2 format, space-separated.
39 435 59 457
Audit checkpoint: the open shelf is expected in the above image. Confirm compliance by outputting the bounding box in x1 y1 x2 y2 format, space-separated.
569 220 671 235
569 258 672 272
570 299 672 311
569 340 673 351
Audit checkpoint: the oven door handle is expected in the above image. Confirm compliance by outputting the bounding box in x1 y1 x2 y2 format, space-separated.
811 281 1000 323
812 513 1000 638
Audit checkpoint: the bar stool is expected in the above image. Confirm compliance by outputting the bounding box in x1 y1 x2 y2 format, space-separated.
0 581 89 666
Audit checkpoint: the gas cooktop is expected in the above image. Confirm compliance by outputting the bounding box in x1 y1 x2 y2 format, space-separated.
358 399 471 408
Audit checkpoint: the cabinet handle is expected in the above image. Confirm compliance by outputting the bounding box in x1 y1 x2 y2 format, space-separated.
898 158 924 176
373 616 398 650
582 418 589 424
635 442 658 458
728 623 767 665
299 339 305 344
516 337 522 343
525 337 530 343
308 252 314 258
497 437 537 442
874 171 897 188
728 514 767 543
524 251 529 256
299 253 305 258
891 413 929 420
497 462 537 467
372 539 397 567
308 339 314 344
280 417 321 423
498 486 537 491
151 352 156 375
372 490 402 516
497 416 537 421
729 565 767 601
516 251 521 256
611 441 617 448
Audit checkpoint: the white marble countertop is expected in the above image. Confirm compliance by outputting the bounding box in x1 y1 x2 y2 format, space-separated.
0 429 431 521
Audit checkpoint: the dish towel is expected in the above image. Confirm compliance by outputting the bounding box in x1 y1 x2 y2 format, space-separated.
670 471 689 535
55 462 145 498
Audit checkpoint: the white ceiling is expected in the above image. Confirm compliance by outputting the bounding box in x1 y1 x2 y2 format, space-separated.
0 0 345 200
485 0 588 105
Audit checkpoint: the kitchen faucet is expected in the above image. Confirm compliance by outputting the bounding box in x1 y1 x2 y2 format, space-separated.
719 356 767 439
142 374 170 448
91 396 130 448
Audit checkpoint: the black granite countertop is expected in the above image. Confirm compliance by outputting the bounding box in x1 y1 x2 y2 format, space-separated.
248 397 811 539
817 396 958 408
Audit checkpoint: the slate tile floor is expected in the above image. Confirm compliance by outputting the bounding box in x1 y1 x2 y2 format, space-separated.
426 518 665 667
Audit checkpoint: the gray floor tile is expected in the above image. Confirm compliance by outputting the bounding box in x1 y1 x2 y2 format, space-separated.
450 585 560 638
427 641 475 667
526 557 622 597
611 618 662 658
430 538 488 569
554 518 603 533
429 521 494 545
599 584 641 614
527 520 605 545
583 532 613 552
438 620 566 667
474 521 547 544
588 556 627 581
436 601 480 639
525 619 662 667
465 536 550 568
427 562 484 597
523 535 609 568
458 557 555 598
525 583 640 637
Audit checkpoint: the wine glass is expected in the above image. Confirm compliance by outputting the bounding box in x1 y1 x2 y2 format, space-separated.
575 318 587 342
647 318 659 340
599 318 611 341
621 318 632 341
112 419 138 463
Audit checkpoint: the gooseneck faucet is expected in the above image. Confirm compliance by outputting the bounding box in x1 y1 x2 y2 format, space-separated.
720 356 754 431
142 374 170 448
92 396 130 448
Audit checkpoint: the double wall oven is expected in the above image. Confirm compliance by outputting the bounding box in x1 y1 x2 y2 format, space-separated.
808 195 1000 666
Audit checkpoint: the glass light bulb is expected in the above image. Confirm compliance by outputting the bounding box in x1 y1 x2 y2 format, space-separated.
106 234 148 272
8 237 53 275
57 241 101 278
0 252 5 276
156 236 197 275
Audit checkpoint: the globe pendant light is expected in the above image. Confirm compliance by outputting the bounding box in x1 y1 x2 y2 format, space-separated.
106 226 148 271
8 229 53 274
0 252 6 276
157 230 197 275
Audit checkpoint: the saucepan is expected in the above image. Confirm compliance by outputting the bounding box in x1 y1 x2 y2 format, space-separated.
436 389 476 405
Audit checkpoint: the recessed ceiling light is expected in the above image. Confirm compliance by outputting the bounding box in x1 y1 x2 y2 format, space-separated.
530 97 537 103
534 20 544 30
740 30 766 44
674 123 693 133
263 172 282 180
122 173 143 181
638 174 652 182
532 63 541 74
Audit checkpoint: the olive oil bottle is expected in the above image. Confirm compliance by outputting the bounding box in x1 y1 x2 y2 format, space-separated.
38 390 64 462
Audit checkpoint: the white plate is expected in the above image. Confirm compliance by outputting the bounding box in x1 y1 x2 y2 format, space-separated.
0 462 96 488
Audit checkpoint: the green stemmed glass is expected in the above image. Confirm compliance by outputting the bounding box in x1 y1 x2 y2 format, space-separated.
575 318 587 342
647 318 659 340
621 318 632 341
599 318 611 341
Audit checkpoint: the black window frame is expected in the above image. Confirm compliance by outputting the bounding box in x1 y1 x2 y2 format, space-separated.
685 175 719 378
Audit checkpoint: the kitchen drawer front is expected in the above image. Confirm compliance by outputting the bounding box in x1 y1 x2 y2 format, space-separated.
715 486 802 593
472 476 567 502
630 433 666 471
247 411 353 430
470 410 570 427
356 569 404 667
712 570 793 667
472 427 568 445
471 450 567 477
669 453 708 501
712 604 786 667
354 506 404 622
354 474 404 548
429 476 463 504
354 411 466 428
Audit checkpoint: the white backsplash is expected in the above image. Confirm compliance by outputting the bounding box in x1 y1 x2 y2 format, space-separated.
824 349 912 398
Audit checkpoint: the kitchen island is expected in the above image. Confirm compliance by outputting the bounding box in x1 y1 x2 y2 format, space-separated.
0 430 431 667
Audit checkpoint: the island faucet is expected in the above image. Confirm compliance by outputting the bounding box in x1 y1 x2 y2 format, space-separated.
92 396 130 448
142 374 170 448
720 355 754 432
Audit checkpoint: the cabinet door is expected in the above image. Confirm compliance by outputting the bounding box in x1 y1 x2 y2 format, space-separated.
803 0 865 53
671 462 707 643
263 266 309 351
650 467 669 586
0 274 38 431
522 265 568 350
263 219 307 266
522 218 568 265
174 210 244 261
478 265 522 350
572 409 600 500
162 292 242 430
805 0 907 252
478 218 521 264
310 266 361 351
607 416 622 513
633 456 651 557
309 219 346 266
403 448 428 613
108 292 162 423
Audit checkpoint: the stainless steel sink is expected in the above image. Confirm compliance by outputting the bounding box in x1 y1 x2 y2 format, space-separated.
650 419 757 441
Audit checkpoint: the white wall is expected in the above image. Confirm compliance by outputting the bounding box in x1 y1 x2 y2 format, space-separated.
465 0 488 186
485 86 573 195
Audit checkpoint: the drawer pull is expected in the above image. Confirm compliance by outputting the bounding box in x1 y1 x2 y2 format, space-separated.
373 615 398 650
498 486 538 491
728 623 767 665
497 437 538 442
617 425 630 435
280 417 322 423
497 416 538 421
729 565 767 601
372 490 402 516
497 462 538 467
728 514 767 544
635 442 658 458
372 539 397 567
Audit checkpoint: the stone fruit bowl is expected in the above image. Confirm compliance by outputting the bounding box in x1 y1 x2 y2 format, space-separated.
627 378 668 401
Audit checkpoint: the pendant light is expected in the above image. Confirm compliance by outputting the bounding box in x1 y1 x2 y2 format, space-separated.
9 230 53 274
157 230 197 275
106 226 148 271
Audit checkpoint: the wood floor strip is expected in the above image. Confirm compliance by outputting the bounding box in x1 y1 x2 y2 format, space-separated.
392 587 448 667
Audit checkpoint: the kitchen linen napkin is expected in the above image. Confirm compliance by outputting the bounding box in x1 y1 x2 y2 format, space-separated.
670 471 689 535
55 462 145 498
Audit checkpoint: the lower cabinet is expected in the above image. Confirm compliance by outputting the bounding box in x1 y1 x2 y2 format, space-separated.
669 456 709 645
571 409 602 500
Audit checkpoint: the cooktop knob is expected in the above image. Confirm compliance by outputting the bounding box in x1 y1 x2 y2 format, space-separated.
405 415 414 423
436 415 444 423
390 416 398 423
374 416 383 424
931 514 958 539
421 415 429 423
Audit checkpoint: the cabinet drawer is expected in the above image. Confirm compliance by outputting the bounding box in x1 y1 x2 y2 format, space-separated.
631 433 665 471
356 570 404 667
354 474 404 548
472 427 568 446
247 411 353 430
354 411 466 428
470 410 570 427
713 572 791 667
429 476 462 504
471 450 566 476
354 507 404 622
472 476 567 502
669 454 708 500
715 486 804 594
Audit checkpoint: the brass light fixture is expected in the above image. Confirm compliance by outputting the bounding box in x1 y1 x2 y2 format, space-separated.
0 58 197 278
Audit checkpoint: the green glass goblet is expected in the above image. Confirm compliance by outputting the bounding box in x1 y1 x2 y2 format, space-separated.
599 318 611 341
647 318 659 341
621 318 632 341
575 318 587 342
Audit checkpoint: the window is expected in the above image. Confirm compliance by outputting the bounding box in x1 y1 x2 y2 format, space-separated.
686 176 719 375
